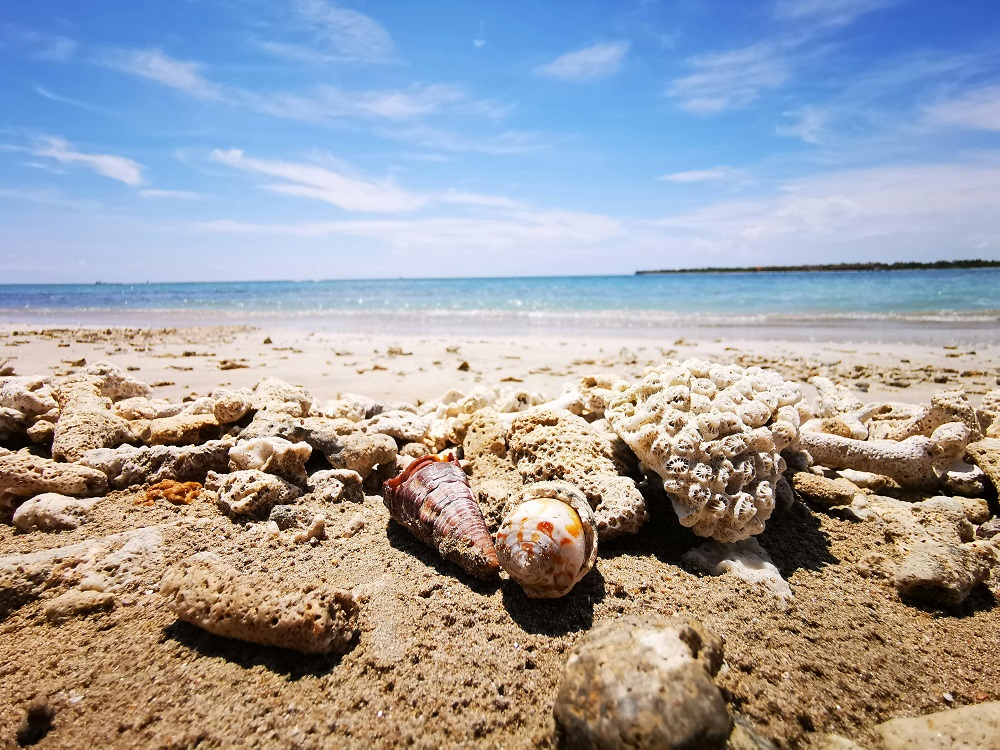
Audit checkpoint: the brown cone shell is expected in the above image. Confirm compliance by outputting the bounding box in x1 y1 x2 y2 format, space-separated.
383 454 500 579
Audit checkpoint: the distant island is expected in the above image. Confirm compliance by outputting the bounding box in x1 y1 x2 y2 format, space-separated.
635 259 1000 275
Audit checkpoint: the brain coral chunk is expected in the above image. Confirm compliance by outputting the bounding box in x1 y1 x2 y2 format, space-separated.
606 359 805 542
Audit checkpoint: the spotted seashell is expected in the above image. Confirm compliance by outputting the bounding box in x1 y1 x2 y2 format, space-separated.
495 481 598 599
383 454 500 579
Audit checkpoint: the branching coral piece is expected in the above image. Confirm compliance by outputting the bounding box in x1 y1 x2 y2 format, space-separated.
797 422 982 492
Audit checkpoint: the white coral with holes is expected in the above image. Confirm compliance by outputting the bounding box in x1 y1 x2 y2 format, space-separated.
606 359 806 542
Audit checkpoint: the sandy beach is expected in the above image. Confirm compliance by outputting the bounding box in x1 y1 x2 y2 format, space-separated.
2 323 999 749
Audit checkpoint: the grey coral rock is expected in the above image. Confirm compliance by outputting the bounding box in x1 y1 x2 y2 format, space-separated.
160 554 358 654
507 408 647 539
51 372 135 462
78 439 233 490
208 469 303 517
0 449 108 512
894 539 996 607
12 493 100 532
308 469 364 503
322 432 397 480
554 614 731 750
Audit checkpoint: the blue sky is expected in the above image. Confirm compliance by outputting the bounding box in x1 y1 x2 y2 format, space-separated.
2 0 1000 282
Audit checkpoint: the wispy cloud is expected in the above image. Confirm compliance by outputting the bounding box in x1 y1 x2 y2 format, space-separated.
272 0 398 65
649 159 1000 256
33 84 111 115
667 43 790 114
658 166 750 183
26 136 144 186
925 84 1000 131
2 25 78 61
534 41 630 82
776 106 828 143
99 48 228 101
377 124 544 154
250 83 468 122
473 20 486 49
773 0 900 28
201 209 621 251
210 149 426 212
139 189 204 200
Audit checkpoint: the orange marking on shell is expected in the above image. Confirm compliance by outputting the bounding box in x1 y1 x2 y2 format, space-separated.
537 520 555 536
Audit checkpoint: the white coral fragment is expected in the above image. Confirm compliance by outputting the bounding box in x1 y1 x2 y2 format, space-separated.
606 360 806 542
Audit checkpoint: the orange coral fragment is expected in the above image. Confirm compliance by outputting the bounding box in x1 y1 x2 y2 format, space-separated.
144 480 203 506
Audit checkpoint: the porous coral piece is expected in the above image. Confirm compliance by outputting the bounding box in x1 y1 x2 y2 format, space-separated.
114 396 183 421
0 449 108 513
507 409 647 539
810 376 863 417
880 390 982 442
212 390 252 424
790 472 863 508
250 377 314 417
160 554 358 654
12 493 100 531
143 480 202 506
208 469 302 517
965 438 1000 495
606 359 805 542
461 408 523 530
51 372 134 462
323 432 397 481
797 422 981 492
79 439 233 490
83 361 151 401
554 615 731 750
362 410 428 443
136 414 220 446
978 389 1000 437
229 437 312 486
308 469 364 503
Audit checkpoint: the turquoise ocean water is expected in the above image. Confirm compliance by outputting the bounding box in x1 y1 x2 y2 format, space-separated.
2 270 999 342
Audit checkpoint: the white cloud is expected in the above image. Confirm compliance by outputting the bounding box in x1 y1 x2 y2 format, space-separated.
100 48 227 101
473 20 486 49
776 106 828 143
250 83 468 123
29 137 144 186
534 41 630 82
649 160 1000 254
773 0 899 28
667 43 790 114
210 149 425 212
291 0 397 64
925 84 1000 132
139 189 204 200
378 125 544 154
658 166 750 183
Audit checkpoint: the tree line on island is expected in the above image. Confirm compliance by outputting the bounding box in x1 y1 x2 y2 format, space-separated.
635 259 1000 275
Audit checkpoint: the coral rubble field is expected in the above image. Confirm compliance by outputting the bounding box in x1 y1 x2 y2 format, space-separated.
1 326 999 749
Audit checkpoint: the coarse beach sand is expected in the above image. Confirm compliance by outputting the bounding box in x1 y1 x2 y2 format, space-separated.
1 323 999 749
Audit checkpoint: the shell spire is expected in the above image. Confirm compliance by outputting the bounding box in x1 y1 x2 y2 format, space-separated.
383 453 500 580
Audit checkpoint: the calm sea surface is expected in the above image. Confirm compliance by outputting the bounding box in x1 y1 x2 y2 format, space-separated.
2 270 999 342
